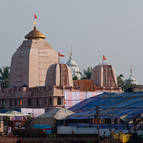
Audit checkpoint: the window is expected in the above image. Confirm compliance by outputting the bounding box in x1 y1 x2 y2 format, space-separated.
15 99 17 106
48 97 52 105
2 100 5 106
44 98 47 105
28 98 31 106
36 98 39 106
57 97 62 105
10 100 12 106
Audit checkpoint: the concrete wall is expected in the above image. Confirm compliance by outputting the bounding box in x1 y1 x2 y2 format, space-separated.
57 126 110 136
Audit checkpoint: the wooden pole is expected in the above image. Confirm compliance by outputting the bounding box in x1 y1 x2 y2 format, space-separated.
96 106 100 143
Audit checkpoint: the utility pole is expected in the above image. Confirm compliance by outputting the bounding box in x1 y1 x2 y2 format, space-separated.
96 106 100 143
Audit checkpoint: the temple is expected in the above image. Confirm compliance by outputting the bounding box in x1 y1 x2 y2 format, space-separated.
66 52 81 80
0 23 122 111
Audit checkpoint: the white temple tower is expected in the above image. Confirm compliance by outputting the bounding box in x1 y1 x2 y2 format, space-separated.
66 52 81 79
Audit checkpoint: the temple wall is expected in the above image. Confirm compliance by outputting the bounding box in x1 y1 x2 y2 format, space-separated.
0 87 64 110
9 40 31 88
29 40 58 87
0 86 122 110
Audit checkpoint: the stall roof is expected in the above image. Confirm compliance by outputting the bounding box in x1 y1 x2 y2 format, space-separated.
0 110 29 117
36 108 74 120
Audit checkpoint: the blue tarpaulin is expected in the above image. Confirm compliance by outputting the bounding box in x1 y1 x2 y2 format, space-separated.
33 124 52 134
68 92 143 121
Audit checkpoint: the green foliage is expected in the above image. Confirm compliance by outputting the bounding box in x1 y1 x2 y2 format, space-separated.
73 75 78 80
72 72 82 80
117 74 124 87
81 67 93 80
123 79 134 92
49 133 56 138
24 116 32 129
3 116 11 126
117 74 134 92
0 66 10 88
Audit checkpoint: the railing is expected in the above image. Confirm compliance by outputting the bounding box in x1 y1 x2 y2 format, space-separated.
0 136 99 143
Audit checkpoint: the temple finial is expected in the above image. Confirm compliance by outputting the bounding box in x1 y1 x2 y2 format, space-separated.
25 13 46 40
70 44 72 59
130 65 133 78
33 14 37 27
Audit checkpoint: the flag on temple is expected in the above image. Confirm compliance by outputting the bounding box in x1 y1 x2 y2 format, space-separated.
34 14 37 19
58 52 64 57
103 55 106 61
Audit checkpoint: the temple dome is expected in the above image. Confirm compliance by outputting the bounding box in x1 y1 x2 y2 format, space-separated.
25 26 46 40
129 77 137 85
66 56 81 79
46 64 73 88
126 68 137 85
91 64 118 88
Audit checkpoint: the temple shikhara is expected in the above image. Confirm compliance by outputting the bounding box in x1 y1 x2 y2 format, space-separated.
10 26 58 88
0 20 122 111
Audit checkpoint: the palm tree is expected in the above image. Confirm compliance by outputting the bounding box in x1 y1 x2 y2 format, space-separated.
0 66 10 88
81 67 93 80
117 74 124 87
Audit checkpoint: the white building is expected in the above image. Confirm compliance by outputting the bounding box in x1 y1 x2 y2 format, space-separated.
66 54 81 80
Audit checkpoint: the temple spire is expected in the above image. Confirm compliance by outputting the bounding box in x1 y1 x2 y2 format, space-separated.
129 65 133 78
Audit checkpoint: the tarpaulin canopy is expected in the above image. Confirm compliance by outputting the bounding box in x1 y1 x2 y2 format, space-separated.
36 108 74 120
0 110 29 117
34 108 74 128
68 92 143 121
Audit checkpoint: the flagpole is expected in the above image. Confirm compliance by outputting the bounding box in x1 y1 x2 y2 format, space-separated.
102 55 106 65
33 14 37 27
58 53 60 64
58 52 64 64
59 57 60 64
102 55 104 65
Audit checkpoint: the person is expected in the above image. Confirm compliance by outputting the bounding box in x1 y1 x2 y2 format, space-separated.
8 126 12 135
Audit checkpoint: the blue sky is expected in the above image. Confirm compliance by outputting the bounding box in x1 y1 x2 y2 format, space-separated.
0 0 143 83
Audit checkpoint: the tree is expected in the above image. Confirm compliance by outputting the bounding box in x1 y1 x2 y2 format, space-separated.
117 74 124 88
81 67 93 80
24 116 32 129
117 73 134 92
73 75 78 80
0 66 10 88
123 79 134 92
